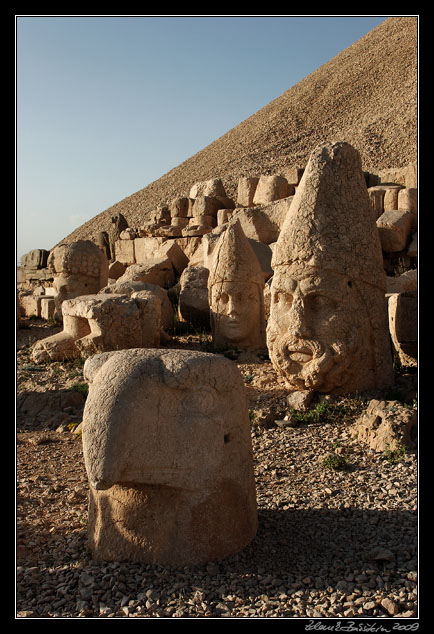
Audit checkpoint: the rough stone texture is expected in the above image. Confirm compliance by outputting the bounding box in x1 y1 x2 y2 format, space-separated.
253 174 292 205
388 291 417 367
114 238 135 265
192 196 223 218
40 296 56 321
189 178 227 199
385 269 417 294
376 210 414 253
133 236 166 264
208 220 266 351
178 265 210 329
108 213 129 261
228 197 292 244
407 231 417 258
153 240 189 277
267 141 394 395
281 166 304 186
170 197 189 218
367 187 385 219
116 258 175 289
398 187 417 212
58 18 417 248
237 176 259 207
82 348 257 566
31 293 161 363
99 279 174 332
119 228 137 240
383 185 403 212
17 291 43 319
96 231 111 261
107 260 126 280
21 249 49 270
47 240 109 319
352 399 417 453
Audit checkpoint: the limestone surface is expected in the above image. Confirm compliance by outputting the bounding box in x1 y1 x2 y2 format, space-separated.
352 399 417 453
208 220 266 351
48 240 109 319
31 293 161 363
82 348 257 565
267 141 394 395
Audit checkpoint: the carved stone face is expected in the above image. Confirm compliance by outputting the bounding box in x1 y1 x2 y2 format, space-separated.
266 265 373 393
210 281 262 349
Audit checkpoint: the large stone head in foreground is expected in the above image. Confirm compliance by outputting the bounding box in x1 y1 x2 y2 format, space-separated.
82 348 257 566
267 141 394 395
208 220 266 351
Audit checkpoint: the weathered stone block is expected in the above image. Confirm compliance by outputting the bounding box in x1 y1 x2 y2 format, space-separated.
108 260 126 280
253 175 291 205
191 196 222 218
40 296 56 321
117 258 175 289
376 210 413 252
170 197 189 218
134 237 166 264
352 399 417 452
31 293 162 363
178 265 210 329
20 249 49 270
114 239 135 266
189 178 227 199
388 291 417 366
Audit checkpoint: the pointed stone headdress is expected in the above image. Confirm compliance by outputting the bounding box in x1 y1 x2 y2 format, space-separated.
272 141 386 291
209 220 264 287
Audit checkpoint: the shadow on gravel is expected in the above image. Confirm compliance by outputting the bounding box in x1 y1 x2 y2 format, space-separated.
228 507 417 582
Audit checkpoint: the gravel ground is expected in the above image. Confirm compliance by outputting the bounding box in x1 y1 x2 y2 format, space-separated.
16 320 418 621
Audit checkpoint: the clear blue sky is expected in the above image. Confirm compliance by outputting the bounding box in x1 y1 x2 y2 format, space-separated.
16 15 390 263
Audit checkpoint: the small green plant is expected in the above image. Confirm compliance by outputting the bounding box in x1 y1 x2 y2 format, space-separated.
249 410 257 425
381 439 407 464
322 452 350 471
243 374 254 384
71 382 89 396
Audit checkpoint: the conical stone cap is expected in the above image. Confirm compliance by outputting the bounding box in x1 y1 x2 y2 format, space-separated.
272 141 386 291
209 219 264 287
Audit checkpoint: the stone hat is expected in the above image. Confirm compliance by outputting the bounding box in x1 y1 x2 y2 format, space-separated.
209 220 264 287
272 141 386 291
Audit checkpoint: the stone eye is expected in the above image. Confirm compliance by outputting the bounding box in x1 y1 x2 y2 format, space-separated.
273 291 293 307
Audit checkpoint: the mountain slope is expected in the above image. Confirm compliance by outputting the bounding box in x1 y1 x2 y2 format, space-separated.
58 16 417 247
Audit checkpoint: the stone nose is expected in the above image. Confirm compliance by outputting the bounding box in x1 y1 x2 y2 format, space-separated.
287 296 311 338
227 295 239 315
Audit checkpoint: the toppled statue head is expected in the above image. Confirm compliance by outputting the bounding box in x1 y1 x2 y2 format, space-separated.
208 220 266 351
82 348 257 565
267 141 394 395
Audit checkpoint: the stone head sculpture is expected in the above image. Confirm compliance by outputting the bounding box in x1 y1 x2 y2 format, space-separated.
48 240 109 318
208 220 266 351
267 141 394 395
82 348 257 565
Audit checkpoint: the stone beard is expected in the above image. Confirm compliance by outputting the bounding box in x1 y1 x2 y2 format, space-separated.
210 280 265 350
266 265 376 394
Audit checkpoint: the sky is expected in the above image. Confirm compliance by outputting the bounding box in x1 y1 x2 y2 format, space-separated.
16 14 391 263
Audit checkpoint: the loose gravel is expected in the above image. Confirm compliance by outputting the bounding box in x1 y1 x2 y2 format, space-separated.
16 329 418 619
